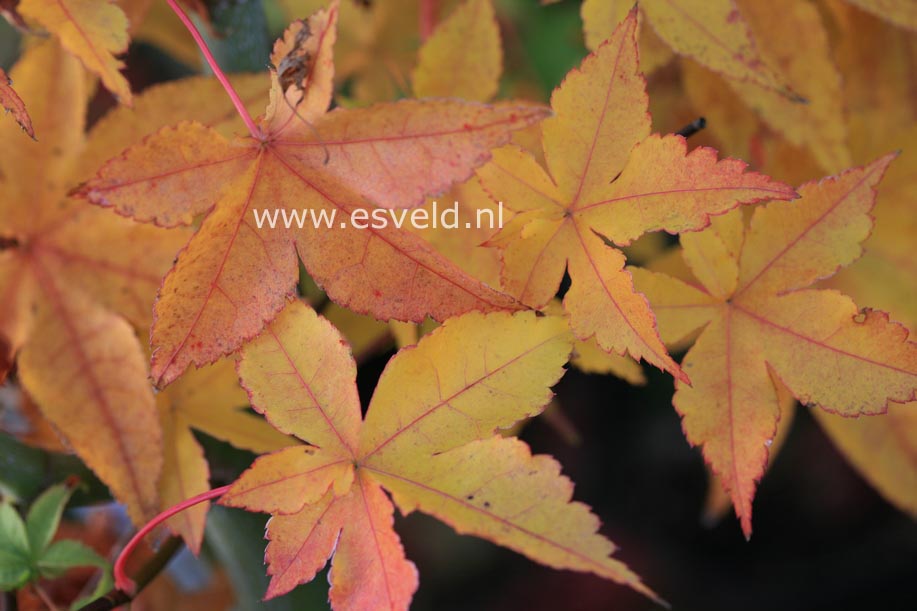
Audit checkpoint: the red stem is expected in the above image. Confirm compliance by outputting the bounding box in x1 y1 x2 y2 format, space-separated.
419 0 438 42
113 485 230 593
163 0 262 140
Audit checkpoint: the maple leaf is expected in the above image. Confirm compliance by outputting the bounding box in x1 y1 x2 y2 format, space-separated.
681 0 850 173
18 0 133 104
77 3 547 388
584 0 853 173
0 41 183 524
580 0 792 94
475 11 796 382
685 27 917 527
219 301 658 609
0 67 33 138
403 0 649 387
631 155 917 537
412 0 500 102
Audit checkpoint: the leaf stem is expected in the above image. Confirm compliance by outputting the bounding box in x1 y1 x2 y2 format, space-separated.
75 537 182 611
113 485 230 593
163 0 262 140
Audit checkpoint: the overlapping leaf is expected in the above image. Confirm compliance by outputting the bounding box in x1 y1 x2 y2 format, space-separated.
812 402 917 517
18 0 133 104
78 4 548 388
581 0 672 74
476 11 796 382
219 302 658 609
677 7 917 526
584 0 852 173
632 155 917 536
405 0 649 386
581 0 791 93
0 41 269 524
0 41 180 524
691 0 850 173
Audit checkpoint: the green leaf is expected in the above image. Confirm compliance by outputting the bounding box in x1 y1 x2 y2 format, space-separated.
0 501 29 557
26 482 76 558
36 539 108 577
35 539 114 611
0 547 31 590
70 560 114 611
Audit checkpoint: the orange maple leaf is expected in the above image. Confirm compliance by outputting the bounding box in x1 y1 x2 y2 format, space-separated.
476 10 796 383
0 41 183 524
632 154 917 537
77 4 547 388
218 301 660 609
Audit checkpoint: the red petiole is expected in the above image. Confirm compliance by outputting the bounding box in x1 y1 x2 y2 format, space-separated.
163 0 262 140
113 485 230 593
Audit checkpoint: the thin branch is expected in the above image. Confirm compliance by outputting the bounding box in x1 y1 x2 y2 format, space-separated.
164 0 262 140
75 537 182 611
3 590 18 611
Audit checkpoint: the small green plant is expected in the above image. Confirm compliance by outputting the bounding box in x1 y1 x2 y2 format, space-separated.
0 480 112 610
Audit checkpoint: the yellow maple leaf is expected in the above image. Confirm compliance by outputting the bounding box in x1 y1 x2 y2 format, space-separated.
476 10 796 383
219 301 660 609
19 0 133 104
632 155 917 537
581 0 791 93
